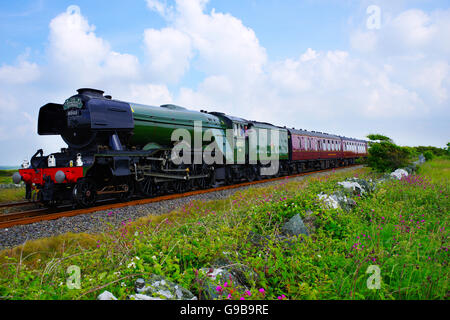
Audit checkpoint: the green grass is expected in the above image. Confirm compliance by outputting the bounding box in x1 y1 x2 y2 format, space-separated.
0 188 25 203
0 163 448 300
0 170 16 184
0 170 25 203
417 157 450 184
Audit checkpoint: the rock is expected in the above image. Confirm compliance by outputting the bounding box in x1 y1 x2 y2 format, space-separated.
133 275 196 300
418 153 426 164
97 290 118 300
302 210 317 233
338 177 377 195
129 294 164 300
199 267 245 300
390 169 408 180
318 193 340 209
318 191 357 212
281 214 309 237
337 181 363 195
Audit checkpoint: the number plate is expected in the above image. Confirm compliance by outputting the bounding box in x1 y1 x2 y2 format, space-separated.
67 110 80 117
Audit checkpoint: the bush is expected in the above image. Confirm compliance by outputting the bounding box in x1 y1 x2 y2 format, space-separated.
423 151 434 161
414 146 446 157
366 134 411 172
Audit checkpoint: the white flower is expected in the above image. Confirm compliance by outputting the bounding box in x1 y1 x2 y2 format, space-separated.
121 282 126 287
317 255 322 258
152 256 157 260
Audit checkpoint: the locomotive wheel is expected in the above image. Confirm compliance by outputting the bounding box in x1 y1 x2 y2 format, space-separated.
138 176 154 198
195 165 210 189
117 177 135 202
73 178 97 208
246 165 256 182
173 181 187 193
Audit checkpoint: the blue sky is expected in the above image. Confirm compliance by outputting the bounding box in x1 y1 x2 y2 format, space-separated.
0 0 449 165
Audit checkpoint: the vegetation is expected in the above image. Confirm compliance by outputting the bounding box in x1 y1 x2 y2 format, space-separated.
366 134 411 172
0 170 16 184
0 170 25 203
0 188 25 203
0 159 448 300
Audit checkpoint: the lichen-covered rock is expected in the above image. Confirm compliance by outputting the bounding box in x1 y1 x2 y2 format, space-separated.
97 290 117 300
198 266 251 300
302 210 317 233
129 294 164 300
318 191 357 212
132 275 196 300
281 214 309 237
390 169 409 180
317 192 340 209
338 177 377 195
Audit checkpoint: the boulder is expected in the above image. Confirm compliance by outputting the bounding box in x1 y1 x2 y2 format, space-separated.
132 275 196 300
97 290 118 300
318 191 357 212
317 193 340 209
390 169 408 180
281 214 309 237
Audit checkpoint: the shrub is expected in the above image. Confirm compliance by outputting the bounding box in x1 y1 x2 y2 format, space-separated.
366 134 411 172
423 151 434 161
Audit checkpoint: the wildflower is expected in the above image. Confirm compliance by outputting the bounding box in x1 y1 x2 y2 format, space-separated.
245 290 251 296
216 286 223 293
227 294 232 299
259 288 265 294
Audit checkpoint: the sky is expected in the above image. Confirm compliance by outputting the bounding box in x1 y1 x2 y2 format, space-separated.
0 0 449 165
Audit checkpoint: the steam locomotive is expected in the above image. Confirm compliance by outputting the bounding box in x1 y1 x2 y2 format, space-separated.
12 88 367 207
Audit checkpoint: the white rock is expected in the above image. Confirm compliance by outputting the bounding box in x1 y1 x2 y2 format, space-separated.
317 193 340 209
157 289 174 299
97 291 118 300
390 169 408 180
338 181 363 194
129 294 163 300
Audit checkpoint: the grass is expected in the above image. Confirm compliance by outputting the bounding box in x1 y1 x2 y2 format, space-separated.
0 162 448 300
0 170 25 203
417 157 450 184
0 170 16 184
0 188 25 203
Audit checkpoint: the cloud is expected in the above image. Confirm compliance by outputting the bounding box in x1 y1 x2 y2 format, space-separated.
143 27 192 83
48 5 140 86
146 0 267 82
0 55 40 84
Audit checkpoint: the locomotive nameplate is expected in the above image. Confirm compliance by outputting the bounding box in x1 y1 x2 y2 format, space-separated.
64 97 83 110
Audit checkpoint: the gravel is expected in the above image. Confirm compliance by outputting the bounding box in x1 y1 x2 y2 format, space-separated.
0 166 362 250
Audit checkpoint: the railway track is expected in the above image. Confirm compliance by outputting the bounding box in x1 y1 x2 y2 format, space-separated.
0 201 33 209
0 164 362 229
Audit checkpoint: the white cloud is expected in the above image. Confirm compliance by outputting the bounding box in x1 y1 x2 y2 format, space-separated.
146 0 267 82
119 83 173 105
143 27 192 83
48 5 140 86
0 59 40 84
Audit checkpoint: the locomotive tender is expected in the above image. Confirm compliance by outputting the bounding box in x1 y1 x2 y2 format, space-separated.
13 88 368 207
